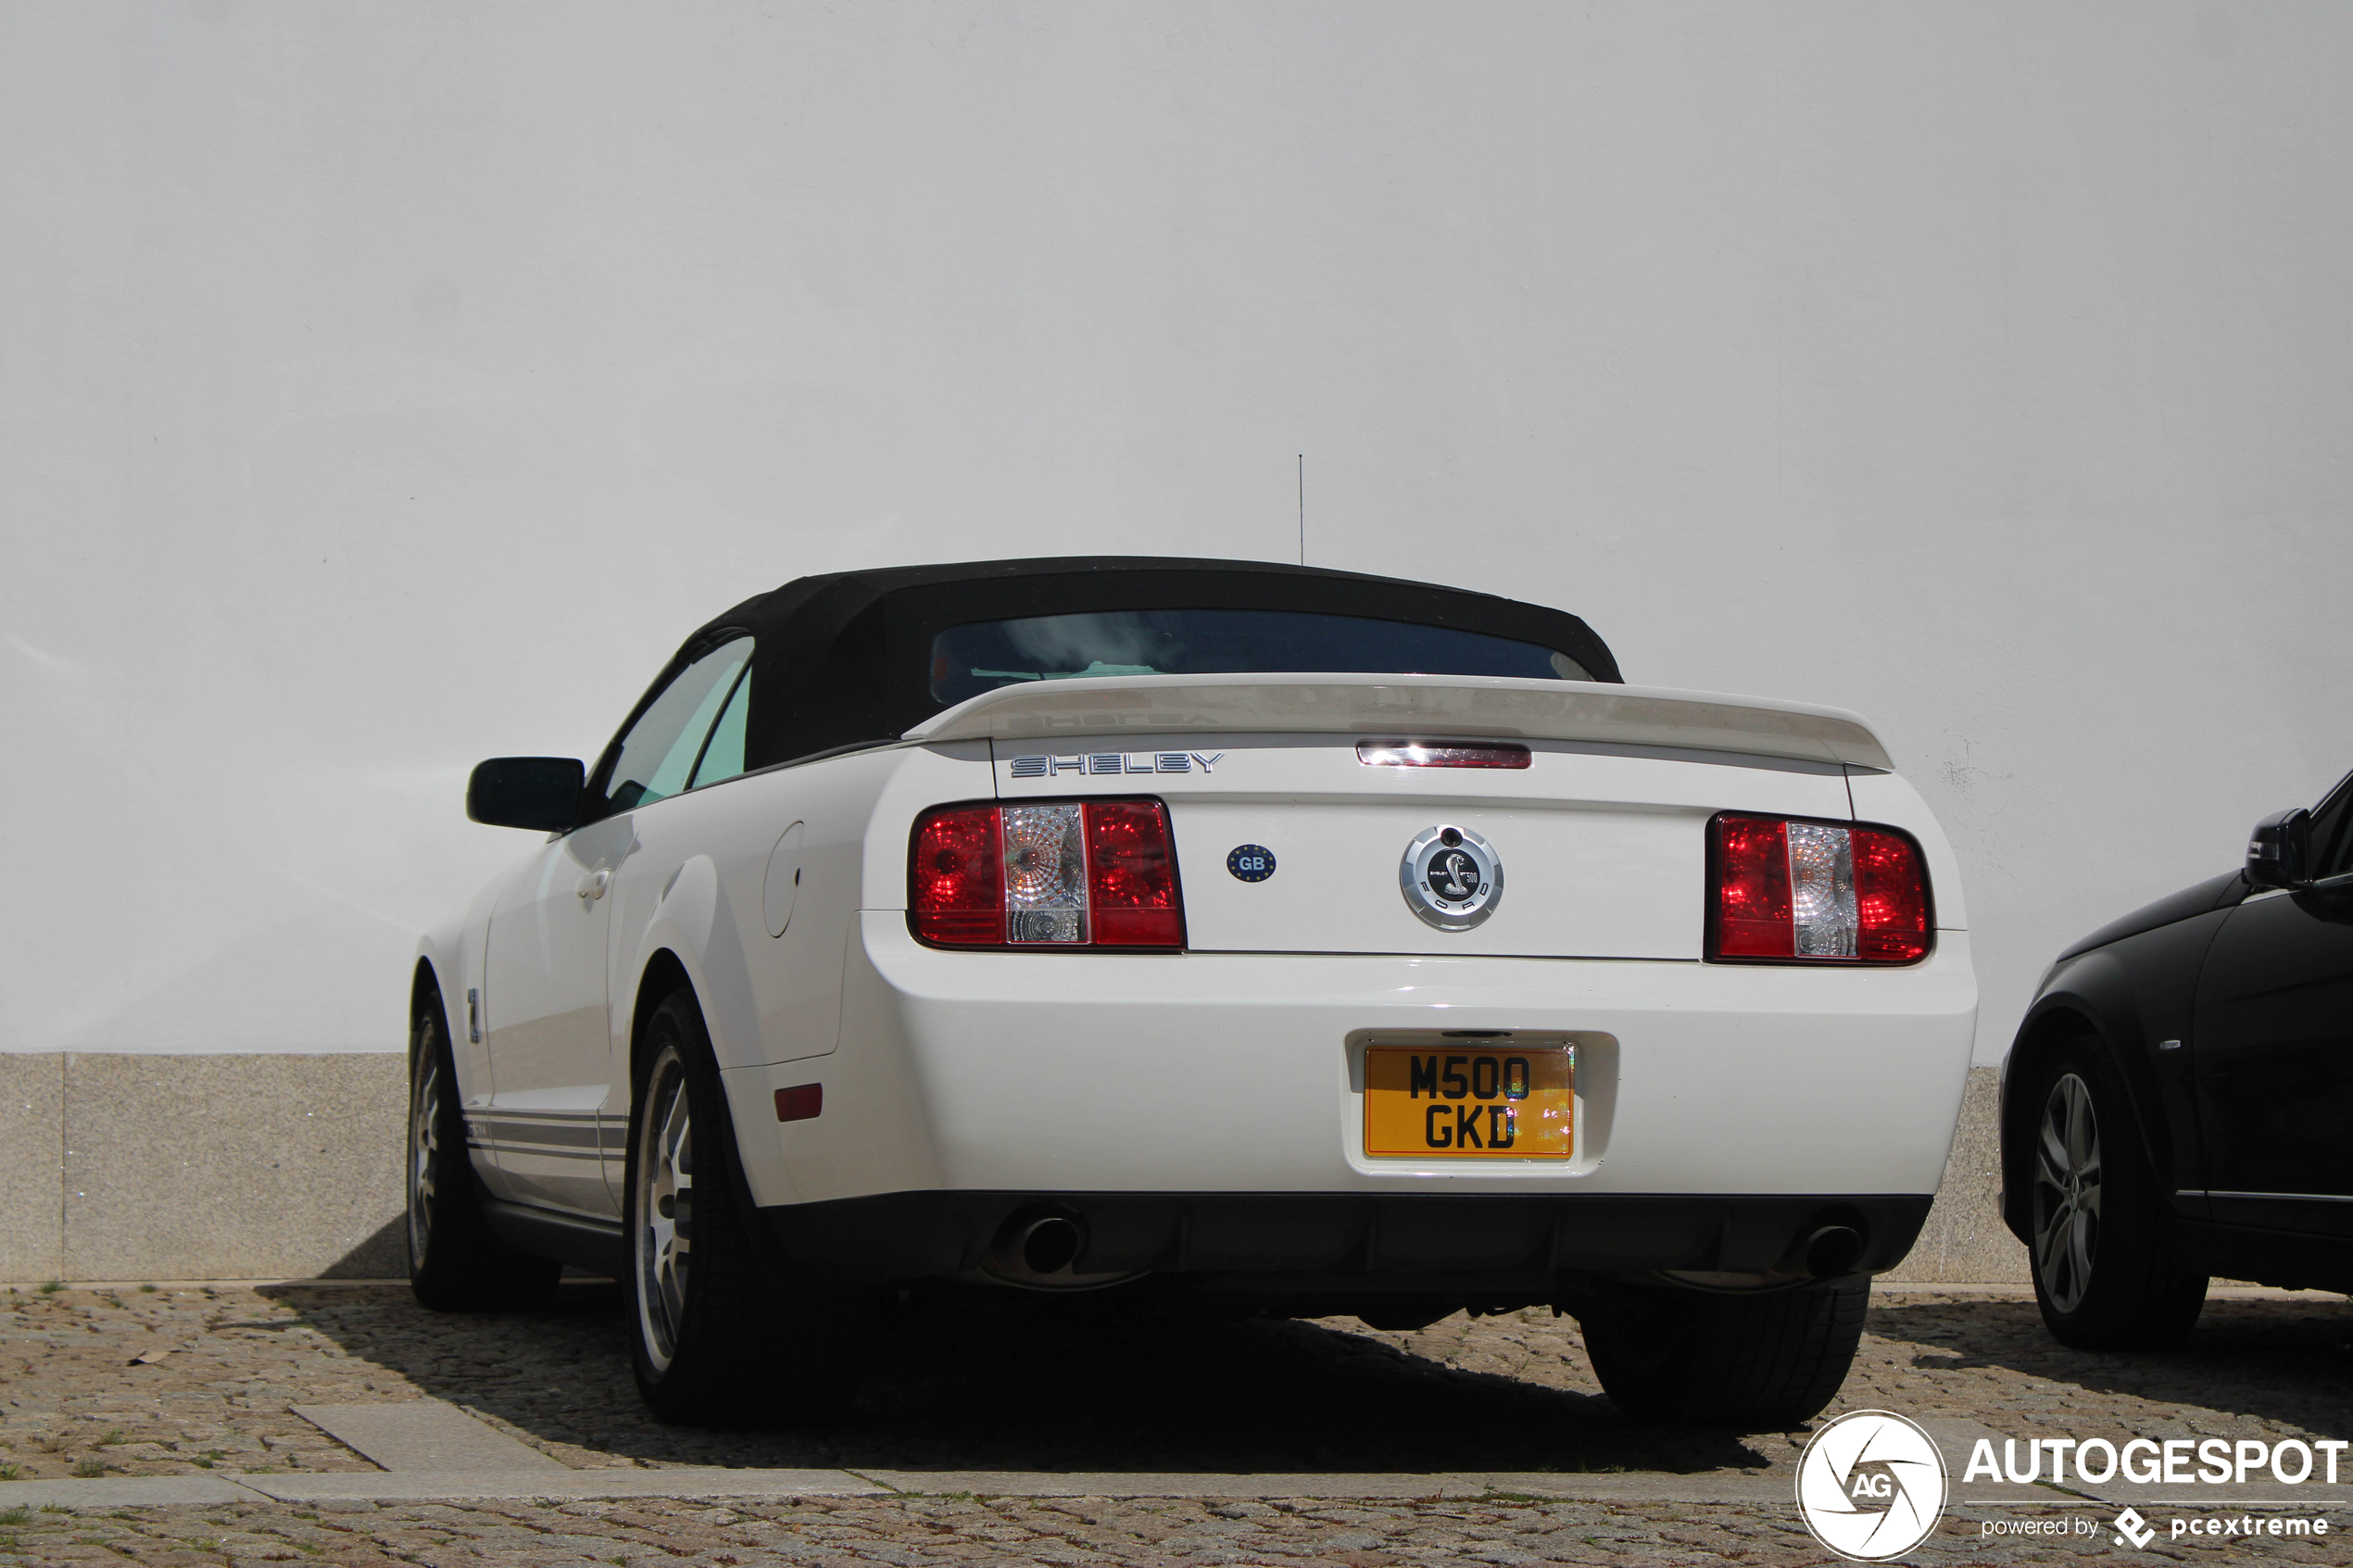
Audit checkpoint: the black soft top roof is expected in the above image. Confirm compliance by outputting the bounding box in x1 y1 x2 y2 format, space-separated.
655 555 1621 774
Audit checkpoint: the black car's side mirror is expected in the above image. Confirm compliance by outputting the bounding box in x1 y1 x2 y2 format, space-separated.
2246 807 2312 890
468 757 585 833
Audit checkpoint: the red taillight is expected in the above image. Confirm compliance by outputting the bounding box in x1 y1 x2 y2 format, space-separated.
1852 827 1931 962
1357 739 1532 770
1711 814 1794 958
912 804 1003 945
909 798 1185 950
1706 813 1931 964
1083 800 1183 946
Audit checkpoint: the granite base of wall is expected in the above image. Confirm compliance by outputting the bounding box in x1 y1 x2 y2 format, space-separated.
0 1054 69 1281
1897 1065 2028 1284
1 1052 407 1283
0 1055 2023 1286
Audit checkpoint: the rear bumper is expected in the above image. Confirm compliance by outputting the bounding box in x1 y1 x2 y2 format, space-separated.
761 1189 1934 1290
725 914 1977 1210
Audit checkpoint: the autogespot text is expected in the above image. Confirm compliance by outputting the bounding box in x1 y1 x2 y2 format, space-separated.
1963 1436 2348 1486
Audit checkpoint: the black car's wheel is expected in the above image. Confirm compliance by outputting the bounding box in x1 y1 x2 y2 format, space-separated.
407 993 560 1311
2026 1039 2206 1348
625 989 868 1426
1579 1278 1868 1430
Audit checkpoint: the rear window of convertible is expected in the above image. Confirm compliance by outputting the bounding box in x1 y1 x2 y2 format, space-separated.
928 608 1593 707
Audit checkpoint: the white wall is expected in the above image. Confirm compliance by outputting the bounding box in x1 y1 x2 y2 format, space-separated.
4 3 2348 1060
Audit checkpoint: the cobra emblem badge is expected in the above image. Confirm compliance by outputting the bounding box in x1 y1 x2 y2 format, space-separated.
1400 824 1504 931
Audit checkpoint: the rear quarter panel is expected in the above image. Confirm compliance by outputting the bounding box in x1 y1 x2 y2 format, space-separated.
617 740 996 1077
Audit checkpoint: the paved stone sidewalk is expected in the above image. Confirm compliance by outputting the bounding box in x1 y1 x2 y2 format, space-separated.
3 1282 2347 1482
1 1281 2347 1562
6 1493 2350 1566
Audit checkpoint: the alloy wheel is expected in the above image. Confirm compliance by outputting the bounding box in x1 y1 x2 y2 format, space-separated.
635 1048 695 1371
408 1047 441 1265
2032 1071 2103 1313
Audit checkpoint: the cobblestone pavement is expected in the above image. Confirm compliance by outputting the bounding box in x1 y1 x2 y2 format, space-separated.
1 1281 2347 1562
0 1495 2346 1566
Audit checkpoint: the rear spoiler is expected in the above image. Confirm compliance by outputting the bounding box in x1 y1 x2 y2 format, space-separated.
904 672 1894 771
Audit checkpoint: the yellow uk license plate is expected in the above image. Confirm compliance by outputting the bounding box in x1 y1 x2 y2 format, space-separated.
1363 1046 1574 1160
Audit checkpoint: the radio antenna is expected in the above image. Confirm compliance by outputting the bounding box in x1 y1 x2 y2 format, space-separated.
1297 454 1304 565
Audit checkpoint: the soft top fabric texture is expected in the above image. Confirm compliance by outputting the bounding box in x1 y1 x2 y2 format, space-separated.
591 556 1620 787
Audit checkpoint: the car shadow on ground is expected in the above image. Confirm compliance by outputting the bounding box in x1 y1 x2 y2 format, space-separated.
1865 1293 2353 1434
269 1282 1766 1476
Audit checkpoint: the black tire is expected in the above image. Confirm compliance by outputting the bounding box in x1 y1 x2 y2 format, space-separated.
2025 1040 2207 1349
624 989 868 1426
407 993 561 1311
1579 1278 1869 1430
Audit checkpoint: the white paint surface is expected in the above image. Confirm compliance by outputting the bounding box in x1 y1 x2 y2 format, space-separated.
3 5 2347 1060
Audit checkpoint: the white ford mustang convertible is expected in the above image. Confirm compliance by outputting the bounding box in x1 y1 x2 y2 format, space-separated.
409 557 1976 1429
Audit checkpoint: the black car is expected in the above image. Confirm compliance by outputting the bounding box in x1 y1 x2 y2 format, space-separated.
2000 771 2353 1347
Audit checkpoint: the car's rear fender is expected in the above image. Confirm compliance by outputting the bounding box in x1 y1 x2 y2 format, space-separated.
607 739 992 1084
623 856 759 1070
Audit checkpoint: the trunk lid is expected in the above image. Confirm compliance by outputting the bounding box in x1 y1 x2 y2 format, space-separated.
917 674 1876 961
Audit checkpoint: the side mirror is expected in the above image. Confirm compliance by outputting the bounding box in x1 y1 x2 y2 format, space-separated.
468 758 585 833
2246 807 2312 890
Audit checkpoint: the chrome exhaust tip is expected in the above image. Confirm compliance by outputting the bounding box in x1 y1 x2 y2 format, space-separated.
1801 1223 1866 1279
985 1210 1087 1282
1015 1214 1083 1275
